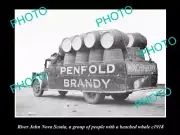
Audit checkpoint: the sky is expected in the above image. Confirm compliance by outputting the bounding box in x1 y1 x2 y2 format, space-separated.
15 9 166 84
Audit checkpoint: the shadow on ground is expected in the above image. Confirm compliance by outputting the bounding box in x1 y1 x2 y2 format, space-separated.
41 94 135 106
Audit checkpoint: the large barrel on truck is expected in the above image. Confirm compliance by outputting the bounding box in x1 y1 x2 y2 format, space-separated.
72 33 89 52
60 36 75 53
84 30 105 49
100 29 129 49
127 33 147 49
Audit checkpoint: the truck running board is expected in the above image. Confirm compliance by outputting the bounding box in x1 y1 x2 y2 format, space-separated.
47 84 165 94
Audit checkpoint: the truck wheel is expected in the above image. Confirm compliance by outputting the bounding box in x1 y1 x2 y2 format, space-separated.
111 93 129 101
32 79 44 97
83 92 105 104
58 91 68 97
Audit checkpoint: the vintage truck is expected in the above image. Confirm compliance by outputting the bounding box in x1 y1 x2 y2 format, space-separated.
31 52 165 104
31 30 165 104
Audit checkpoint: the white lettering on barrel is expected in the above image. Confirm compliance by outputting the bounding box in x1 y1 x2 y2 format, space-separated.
107 64 115 73
81 66 87 74
93 79 101 88
89 65 97 74
71 79 76 87
74 66 80 74
64 79 69 87
148 66 150 72
63 79 111 89
141 64 144 71
136 64 140 72
128 63 156 73
99 65 105 74
60 67 66 74
131 64 136 72
85 79 92 88
101 79 110 88
67 67 72 74
77 79 85 88
141 64 145 72
145 65 148 72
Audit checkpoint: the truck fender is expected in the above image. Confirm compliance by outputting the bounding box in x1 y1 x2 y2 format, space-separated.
32 78 48 91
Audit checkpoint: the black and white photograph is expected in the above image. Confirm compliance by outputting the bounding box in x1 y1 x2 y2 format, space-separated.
15 9 166 117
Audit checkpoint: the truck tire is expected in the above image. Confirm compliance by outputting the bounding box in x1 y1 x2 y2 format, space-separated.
83 92 105 104
111 93 129 101
32 79 44 97
58 91 68 97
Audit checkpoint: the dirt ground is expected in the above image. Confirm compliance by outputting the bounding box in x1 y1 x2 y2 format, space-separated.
15 88 165 117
